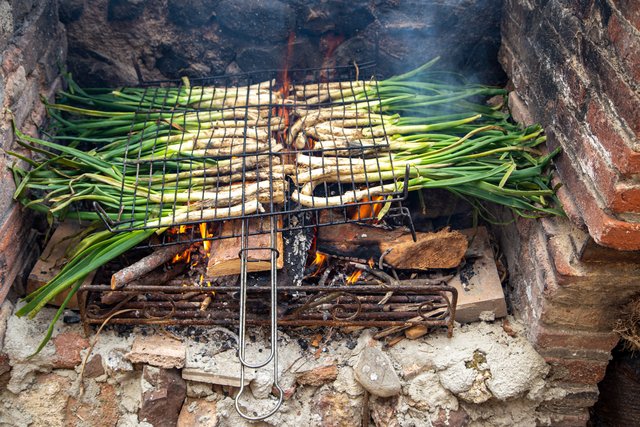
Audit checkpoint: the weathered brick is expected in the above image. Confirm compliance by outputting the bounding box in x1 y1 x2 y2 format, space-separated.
609 0 640 32
548 129 640 250
584 39 640 138
12 0 59 77
586 99 640 177
52 332 90 369
539 387 600 411
545 357 609 384
607 13 640 84
528 323 619 353
544 409 591 427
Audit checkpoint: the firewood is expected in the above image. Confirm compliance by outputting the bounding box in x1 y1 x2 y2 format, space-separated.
316 223 468 270
110 243 191 289
206 218 283 277
27 221 96 309
404 325 429 340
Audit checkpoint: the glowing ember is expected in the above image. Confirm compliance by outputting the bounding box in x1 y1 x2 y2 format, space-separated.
368 257 375 268
346 270 362 284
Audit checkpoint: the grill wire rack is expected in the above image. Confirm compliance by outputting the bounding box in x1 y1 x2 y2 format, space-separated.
88 62 423 420
93 62 413 246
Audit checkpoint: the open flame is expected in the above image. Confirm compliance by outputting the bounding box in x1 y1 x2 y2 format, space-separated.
310 251 327 277
346 270 362 284
351 196 385 221
200 222 211 256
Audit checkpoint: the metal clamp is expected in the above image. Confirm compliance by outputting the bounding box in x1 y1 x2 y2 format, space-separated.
234 216 284 420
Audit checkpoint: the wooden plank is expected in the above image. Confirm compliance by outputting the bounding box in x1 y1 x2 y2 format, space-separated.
206 218 283 277
317 223 468 269
27 222 96 309
448 227 507 323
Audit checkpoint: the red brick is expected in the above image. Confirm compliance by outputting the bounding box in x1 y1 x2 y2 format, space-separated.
607 14 640 84
544 409 591 427
584 40 640 138
528 324 619 353
544 357 609 384
52 332 90 369
549 131 640 250
586 99 640 177
554 99 640 214
610 0 640 32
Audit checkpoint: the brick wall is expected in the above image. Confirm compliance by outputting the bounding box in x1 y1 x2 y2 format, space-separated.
500 0 640 250
0 0 67 303
499 1 640 423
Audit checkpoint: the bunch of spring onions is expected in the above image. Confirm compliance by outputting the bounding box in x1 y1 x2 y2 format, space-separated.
7 58 562 352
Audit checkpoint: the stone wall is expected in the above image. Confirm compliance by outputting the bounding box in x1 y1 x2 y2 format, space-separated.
500 0 640 250
0 302 573 427
0 0 67 303
60 0 505 87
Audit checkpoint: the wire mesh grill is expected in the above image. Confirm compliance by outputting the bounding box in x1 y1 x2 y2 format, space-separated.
94 63 411 245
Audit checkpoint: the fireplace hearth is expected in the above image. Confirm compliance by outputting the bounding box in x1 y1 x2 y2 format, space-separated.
0 1 639 426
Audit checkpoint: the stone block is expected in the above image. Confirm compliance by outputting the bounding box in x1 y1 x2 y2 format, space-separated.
126 335 186 369
448 227 507 323
65 383 119 427
181 367 251 388
139 367 186 427
177 398 217 427
354 347 401 398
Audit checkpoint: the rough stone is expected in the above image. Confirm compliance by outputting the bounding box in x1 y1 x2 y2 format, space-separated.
186 381 214 398
107 0 145 21
167 0 218 28
83 355 105 379
126 334 186 369
0 373 71 427
313 391 360 427
216 0 295 41
66 383 119 427
370 397 400 427
139 367 187 427
249 369 273 400
0 352 10 391
354 347 401 398
104 348 134 375
295 364 338 387
177 398 217 427
406 371 458 412
58 0 85 24
52 332 89 369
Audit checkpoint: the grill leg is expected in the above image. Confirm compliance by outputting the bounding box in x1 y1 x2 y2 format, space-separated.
235 216 284 420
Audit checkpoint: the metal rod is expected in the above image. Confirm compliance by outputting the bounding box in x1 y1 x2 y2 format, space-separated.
235 216 284 420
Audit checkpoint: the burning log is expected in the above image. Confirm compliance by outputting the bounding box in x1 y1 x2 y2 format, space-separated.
317 223 468 270
206 218 284 277
110 243 191 290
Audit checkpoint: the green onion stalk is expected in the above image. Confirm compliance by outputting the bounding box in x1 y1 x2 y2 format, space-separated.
6 59 562 353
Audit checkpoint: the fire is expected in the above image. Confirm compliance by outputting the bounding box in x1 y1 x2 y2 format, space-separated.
346 270 362 284
172 249 191 264
351 196 385 220
200 222 211 255
310 251 327 277
368 257 375 269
